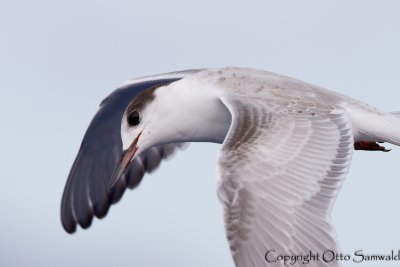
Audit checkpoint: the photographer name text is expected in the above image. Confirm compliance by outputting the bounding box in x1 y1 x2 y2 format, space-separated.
265 249 400 265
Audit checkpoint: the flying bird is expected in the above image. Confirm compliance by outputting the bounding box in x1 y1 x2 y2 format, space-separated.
62 67 400 267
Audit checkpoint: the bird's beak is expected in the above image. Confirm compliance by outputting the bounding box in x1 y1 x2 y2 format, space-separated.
108 132 142 192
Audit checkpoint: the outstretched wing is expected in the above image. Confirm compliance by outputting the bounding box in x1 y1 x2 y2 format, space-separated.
217 95 353 267
61 70 202 233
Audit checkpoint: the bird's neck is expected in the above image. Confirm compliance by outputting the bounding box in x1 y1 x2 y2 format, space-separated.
154 78 232 144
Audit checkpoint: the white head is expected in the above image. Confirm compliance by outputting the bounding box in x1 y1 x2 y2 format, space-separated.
108 80 231 190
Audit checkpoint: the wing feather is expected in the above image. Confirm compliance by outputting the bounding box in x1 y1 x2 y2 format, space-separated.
217 95 353 267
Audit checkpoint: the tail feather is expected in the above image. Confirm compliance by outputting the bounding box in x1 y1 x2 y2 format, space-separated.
378 111 400 146
390 111 400 117
347 103 400 147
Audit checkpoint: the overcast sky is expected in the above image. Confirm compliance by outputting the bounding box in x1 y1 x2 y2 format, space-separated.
1 1 400 266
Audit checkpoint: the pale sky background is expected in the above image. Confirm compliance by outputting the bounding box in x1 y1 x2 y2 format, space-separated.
1 1 400 266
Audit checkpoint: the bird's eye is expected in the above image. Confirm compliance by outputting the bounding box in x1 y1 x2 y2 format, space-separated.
128 111 141 126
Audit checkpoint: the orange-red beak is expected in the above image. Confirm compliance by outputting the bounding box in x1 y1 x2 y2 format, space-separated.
108 132 142 192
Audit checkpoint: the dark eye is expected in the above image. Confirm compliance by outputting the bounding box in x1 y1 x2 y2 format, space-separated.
128 111 141 126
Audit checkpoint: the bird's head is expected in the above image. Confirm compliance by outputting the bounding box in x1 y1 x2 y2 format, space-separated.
108 80 231 191
108 83 167 191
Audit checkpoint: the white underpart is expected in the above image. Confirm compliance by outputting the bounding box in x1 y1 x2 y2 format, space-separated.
122 67 400 267
128 78 232 153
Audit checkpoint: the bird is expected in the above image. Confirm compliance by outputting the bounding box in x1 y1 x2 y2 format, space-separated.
61 67 400 267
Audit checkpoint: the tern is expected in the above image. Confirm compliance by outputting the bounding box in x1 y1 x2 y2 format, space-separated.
62 67 400 267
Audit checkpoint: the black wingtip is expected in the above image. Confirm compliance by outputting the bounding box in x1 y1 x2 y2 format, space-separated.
62 220 77 234
78 216 94 230
92 202 110 219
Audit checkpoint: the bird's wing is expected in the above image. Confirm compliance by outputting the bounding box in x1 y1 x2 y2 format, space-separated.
217 94 354 267
61 69 203 233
